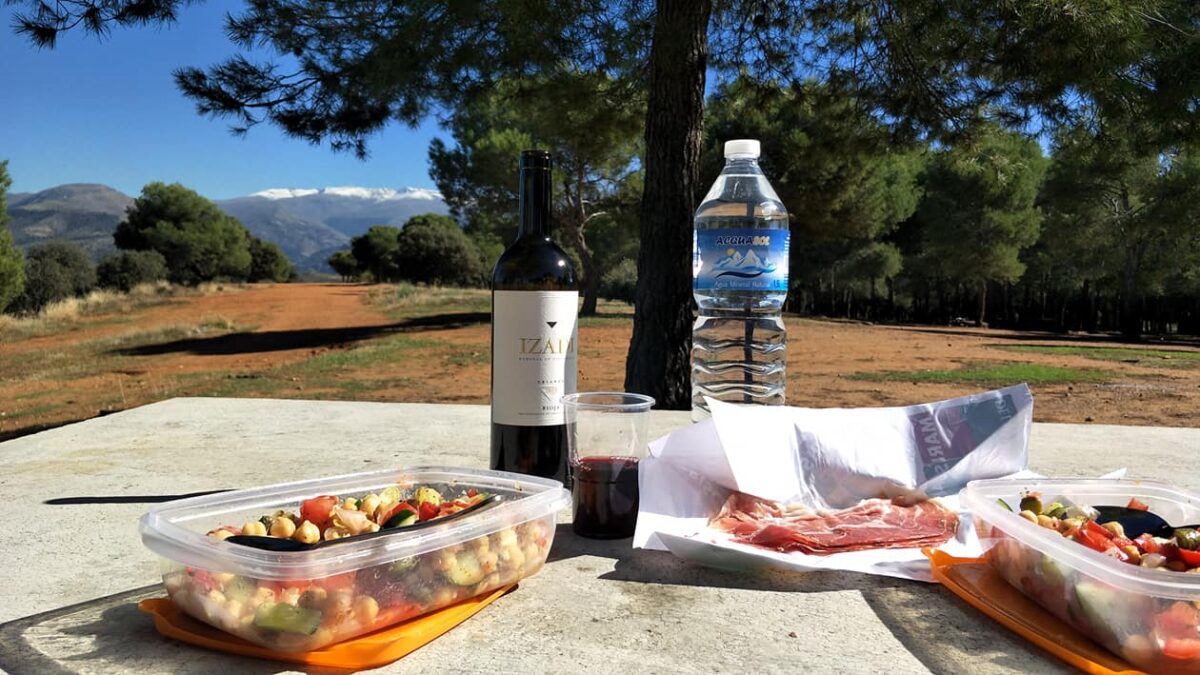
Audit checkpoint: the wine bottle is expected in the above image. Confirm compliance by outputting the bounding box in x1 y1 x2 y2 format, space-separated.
490 150 578 485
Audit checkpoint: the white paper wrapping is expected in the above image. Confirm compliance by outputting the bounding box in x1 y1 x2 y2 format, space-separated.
633 385 1036 582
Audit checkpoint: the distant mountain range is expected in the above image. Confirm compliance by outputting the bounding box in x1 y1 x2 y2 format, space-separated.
4 183 449 272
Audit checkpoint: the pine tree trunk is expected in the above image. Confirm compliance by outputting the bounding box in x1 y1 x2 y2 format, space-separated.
977 281 987 327
1120 244 1143 341
1082 278 1097 333
624 0 712 408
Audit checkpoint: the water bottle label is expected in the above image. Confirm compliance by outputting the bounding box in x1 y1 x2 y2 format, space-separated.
694 227 790 291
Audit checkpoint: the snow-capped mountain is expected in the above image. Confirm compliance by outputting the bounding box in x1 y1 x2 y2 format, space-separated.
248 186 443 202
217 186 449 270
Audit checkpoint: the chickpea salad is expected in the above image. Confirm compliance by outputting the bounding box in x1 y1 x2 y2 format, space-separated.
988 492 1200 670
1006 494 1200 573
163 483 554 651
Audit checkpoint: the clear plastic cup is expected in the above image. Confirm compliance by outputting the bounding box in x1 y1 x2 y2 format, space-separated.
562 392 655 539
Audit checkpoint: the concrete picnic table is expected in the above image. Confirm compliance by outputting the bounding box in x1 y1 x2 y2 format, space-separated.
1 398 1198 674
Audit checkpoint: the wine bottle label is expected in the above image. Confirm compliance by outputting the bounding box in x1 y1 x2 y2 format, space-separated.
491 290 579 426
693 227 790 291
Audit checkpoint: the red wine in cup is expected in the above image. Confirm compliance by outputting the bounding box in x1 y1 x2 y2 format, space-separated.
572 456 640 539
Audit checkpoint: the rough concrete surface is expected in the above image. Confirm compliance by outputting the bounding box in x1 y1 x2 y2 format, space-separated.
0 398 1197 674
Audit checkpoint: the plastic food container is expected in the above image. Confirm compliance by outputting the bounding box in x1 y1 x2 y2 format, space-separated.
962 478 1200 673
140 467 569 651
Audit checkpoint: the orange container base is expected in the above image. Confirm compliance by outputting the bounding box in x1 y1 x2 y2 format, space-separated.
139 584 516 669
924 550 1142 675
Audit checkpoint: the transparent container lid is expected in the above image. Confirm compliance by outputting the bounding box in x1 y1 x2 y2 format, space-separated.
962 478 1200 600
139 466 569 581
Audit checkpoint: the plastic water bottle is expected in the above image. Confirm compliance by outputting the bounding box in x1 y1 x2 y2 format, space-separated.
692 139 790 420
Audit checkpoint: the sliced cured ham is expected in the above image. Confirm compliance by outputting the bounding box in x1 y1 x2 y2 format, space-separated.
710 492 958 555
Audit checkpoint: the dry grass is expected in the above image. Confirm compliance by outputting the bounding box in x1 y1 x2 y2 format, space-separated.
366 283 491 319
0 281 240 340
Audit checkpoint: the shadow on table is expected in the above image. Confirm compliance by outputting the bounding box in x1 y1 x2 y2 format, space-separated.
548 524 1070 675
0 586 348 675
44 489 232 505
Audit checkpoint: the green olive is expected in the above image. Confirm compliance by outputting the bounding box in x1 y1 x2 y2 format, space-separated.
1020 495 1043 516
1175 528 1200 551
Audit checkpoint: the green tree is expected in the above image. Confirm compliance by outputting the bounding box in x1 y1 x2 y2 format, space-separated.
18 0 1200 405
349 226 402 282
0 161 24 313
14 241 96 313
327 250 359 282
247 237 294 282
116 182 252 284
1039 123 1200 339
430 72 643 315
841 242 904 318
97 250 168 291
599 258 638 303
390 214 482 286
916 124 1047 326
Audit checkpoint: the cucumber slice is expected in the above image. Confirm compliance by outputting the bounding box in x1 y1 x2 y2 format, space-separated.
997 498 1013 512
224 575 257 602
384 509 418 528
253 603 323 635
445 551 485 586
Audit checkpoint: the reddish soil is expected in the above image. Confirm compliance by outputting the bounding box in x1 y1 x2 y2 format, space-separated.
3 283 1200 442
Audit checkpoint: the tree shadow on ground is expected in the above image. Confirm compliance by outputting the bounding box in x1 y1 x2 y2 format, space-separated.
902 326 1200 348
545 524 1069 675
0 408 126 444
112 312 491 358
0 586 340 675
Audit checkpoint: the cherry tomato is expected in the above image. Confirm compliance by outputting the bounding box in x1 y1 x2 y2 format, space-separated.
1127 497 1150 511
1157 602 1200 637
190 570 216 593
1086 520 1116 540
1136 533 1163 555
467 488 478 498
1178 548 1200 568
300 495 339 528
1075 525 1113 554
1164 638 1200 660
418 501 438 521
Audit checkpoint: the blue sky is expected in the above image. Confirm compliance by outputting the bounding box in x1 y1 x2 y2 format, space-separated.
0 1 443 200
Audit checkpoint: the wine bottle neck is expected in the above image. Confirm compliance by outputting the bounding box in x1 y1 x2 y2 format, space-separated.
518 164 552 239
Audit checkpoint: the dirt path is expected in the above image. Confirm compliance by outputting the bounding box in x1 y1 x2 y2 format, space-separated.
0 284 395 438
4 284 1200 441
329 315 1200 427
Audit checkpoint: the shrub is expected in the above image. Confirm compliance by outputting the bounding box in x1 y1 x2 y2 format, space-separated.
97 250 168 291
391 214 482 286
0 161 22 312
349 225 402 282
599 258 637 303
0 228 22 313
248 237 294 282
11 241 96 313
327 250 359 281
